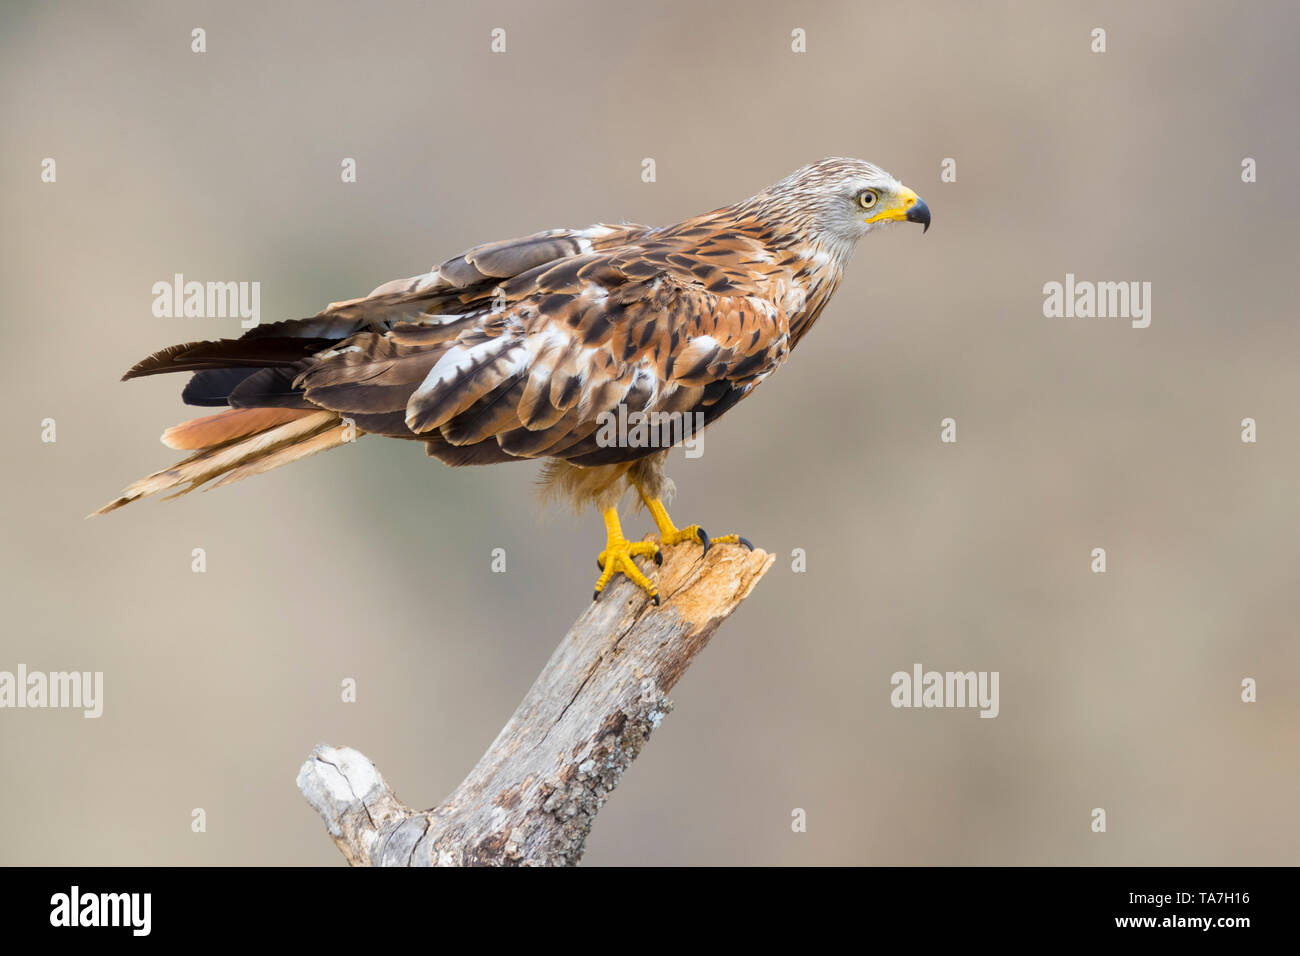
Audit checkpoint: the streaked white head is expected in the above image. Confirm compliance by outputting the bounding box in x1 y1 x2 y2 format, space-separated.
753 157 930 259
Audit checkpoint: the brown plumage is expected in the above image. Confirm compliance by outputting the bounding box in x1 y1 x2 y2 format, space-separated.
95 158 930 600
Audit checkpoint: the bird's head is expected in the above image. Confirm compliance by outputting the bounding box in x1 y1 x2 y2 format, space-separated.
757 157 930 254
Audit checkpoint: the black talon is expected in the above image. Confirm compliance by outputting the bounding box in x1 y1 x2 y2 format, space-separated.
651 594 660 606
738 535 754 551
698 528 711 557
593 590 601 602
654 549 663 565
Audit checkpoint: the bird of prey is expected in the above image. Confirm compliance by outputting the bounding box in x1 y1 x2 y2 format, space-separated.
96 157 930 602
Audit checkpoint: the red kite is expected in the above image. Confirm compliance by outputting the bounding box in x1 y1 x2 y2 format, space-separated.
96 158 930 602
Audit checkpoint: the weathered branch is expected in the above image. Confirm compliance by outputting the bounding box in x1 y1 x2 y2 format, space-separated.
296 538 774 866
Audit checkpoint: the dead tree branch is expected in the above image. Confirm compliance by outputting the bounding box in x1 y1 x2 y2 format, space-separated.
296 538 774 866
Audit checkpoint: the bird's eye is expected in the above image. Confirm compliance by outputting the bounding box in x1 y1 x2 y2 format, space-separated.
857 189 879 210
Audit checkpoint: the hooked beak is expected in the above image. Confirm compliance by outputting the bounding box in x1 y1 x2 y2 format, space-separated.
906 197 930 233
864 184 931 233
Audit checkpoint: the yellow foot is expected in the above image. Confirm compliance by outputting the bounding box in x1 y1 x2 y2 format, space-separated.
593 508 663 605
637 489 754 556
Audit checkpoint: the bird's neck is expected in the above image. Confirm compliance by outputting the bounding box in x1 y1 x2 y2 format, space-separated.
660 201 851 346
787 265 844 348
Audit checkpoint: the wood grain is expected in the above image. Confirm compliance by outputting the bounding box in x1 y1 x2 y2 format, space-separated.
297 538 775 866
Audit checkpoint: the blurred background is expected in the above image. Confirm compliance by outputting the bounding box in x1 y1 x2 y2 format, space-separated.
2 0 1297 865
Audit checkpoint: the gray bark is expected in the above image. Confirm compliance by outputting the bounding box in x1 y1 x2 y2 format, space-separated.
297 539 774 866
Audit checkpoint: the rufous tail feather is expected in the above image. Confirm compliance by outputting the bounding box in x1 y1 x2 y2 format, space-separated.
91 409 358 516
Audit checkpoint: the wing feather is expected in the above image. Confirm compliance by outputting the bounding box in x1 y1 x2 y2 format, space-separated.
301 241 791 463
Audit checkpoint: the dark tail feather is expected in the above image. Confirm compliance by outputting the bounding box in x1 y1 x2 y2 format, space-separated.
228 365 314 409
182 368 261 406
121 337 334 381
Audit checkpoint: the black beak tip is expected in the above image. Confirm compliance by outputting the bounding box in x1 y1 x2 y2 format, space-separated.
907 198 931 233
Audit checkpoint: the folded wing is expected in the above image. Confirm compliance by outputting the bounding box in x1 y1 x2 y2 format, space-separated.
98 220 793 511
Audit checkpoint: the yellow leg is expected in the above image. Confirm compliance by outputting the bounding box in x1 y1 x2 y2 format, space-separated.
593 507 662 604
635 484 753 555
